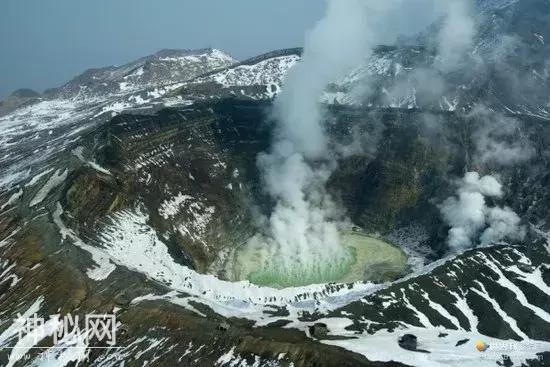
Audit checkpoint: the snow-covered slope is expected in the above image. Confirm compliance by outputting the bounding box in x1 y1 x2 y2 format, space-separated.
45 48 237 100
2 95 550 366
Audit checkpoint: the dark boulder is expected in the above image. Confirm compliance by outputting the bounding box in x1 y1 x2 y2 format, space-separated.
217 321 230 332
309 323 329 339
398 334 418 351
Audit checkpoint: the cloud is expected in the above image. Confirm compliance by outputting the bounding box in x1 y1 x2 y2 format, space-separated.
460 171 503 197
247 0 448 284
441 190 487 249
440 172 525 251
480 206 525 245
469 105 535 166
436 0 476 72
246 0 494 281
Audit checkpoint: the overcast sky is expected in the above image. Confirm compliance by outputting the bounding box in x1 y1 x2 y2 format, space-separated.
0 0 442 99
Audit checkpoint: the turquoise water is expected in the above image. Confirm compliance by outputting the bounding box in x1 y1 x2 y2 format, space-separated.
225 232 408 288
247 246 357 288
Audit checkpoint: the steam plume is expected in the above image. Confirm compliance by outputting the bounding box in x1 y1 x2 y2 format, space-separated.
436 0 476 72
440 172 525 251
242 0 483 286
248 0 447 286
251 0 380 286
469 105 535 166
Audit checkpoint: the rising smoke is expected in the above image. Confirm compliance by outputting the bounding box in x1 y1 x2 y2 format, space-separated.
244 0 477 287
436 0 476 72
250 0 383 286
439 105 533 251
370 0 476 110
470 105 535 166
434 8 532 252
440 172 525 251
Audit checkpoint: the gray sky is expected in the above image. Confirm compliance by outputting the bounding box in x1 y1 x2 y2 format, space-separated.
0 0 442 99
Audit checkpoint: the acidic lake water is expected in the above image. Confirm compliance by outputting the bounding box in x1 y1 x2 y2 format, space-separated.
224 232 408 288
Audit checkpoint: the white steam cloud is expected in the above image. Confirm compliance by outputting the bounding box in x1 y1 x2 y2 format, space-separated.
430 3 531 252
436 0 476 72
440 172 525 251
470 105 535 166
359 0 476 109
272 0 372 160
242 0 485 285
246 0 472 286
252 0 386 284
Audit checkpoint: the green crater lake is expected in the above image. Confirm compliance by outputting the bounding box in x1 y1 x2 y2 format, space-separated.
225 231 408 288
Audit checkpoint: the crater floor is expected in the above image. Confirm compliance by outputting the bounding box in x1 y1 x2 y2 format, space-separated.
223 231 409 288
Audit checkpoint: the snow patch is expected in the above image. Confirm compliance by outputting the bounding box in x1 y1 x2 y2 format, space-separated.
29 169 68 207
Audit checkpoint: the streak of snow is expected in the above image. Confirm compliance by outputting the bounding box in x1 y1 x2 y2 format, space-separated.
1 189 23 211
29 169 68 207
53 203 116 280
470 281 528 340
25 169 55 188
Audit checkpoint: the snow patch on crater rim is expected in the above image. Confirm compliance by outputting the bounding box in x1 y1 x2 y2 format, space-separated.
206 55 300 88
29 169 68 207
95 207 382 307
158 193 194 219
48 202 550 366
158 193 216 243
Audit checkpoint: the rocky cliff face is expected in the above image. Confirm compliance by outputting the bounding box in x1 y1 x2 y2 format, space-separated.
0 1 550 366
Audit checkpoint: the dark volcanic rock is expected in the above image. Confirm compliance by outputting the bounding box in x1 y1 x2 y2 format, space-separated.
309 323 329 339
398 334 418 351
